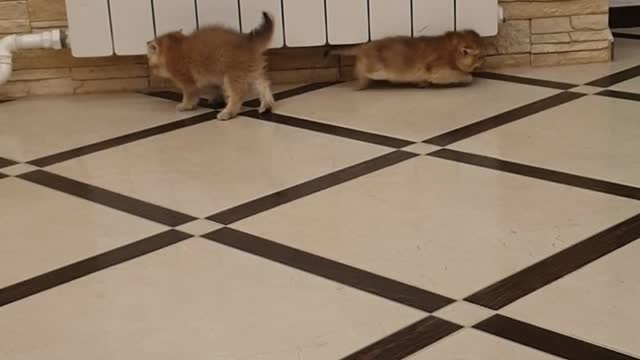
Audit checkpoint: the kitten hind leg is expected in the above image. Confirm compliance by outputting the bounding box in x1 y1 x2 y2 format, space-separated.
254 74 275 113
353 60 371 91
218 77 248 121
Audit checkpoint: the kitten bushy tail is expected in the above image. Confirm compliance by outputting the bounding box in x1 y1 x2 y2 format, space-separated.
247 11 275 49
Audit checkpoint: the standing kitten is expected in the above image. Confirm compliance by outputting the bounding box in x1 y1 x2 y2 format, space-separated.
147 12 275 120
327 30 484 90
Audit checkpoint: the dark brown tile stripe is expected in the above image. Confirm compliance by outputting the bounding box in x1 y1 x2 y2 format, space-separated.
29 111 219 167
424 92 584 146
0 173 7 180
144 91 222 109
244 82 339 107
341 316 462 360
19 170 196 226
0 229 192 308
613 32 640 40
467 213 640 309
475 72 576 90
597 89 640 102
587 64 640 87
0 157 17 169
204 227 454 312
242 109 413 148
475 315 639 360
208 150 418 224
429 149 640 201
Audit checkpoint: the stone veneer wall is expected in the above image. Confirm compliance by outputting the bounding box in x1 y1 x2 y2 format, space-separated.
0 0 610 97
483 0 611 68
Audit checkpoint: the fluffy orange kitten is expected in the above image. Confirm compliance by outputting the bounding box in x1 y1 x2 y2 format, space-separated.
147 12 275 120
327 30 484 90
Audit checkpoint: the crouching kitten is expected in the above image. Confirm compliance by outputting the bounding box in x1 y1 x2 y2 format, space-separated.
327 30 484 90
147 12 275 120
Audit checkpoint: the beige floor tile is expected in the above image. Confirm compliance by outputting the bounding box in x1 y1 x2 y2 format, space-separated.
273 80 557 141
49 116 389 217
452 96 640 186
0 178 166 288
0 93 210 162
235 156 640 299
610 75 640 93
494 39 640 85
408 329 562 359
175 219 223 236
0 238 424 360
504 240 640 357
0 163 39 176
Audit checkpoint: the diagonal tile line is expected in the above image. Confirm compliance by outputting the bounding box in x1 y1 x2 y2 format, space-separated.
466 212 640 309
424 91 585 147
0 156 18 169
28 111 219 167
597 89 640 102
475 315 640 360
475 72 577 90
146 82 340 109
18 170 196 227
241 109 414 149
587 64 640 87
429 149 640 201
0 229 192 308
341 316 462 360
208 150 418 225
203 227 454 312
244 82 340 107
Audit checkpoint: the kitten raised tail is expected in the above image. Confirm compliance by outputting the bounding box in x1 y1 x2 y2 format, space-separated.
246 12 275 50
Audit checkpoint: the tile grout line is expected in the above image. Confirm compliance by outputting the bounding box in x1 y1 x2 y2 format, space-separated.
340 316 462 360
0 229 193 308
28 111 220 168
475 72 577 90
424 91 585 147
474 314 640 360
428 148 640 201
202 227 454 312
18 170 197 227
465 212 640 310
208 150 418 224
241 109 414 149
587 64 640 88
596 89 640 102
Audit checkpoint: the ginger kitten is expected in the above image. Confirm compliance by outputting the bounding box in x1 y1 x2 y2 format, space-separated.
327 30 484 90
147 12 275 120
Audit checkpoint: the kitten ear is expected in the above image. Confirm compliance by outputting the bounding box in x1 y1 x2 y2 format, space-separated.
147 40 158 55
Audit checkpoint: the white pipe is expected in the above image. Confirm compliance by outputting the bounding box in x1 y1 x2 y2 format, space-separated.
0 29 64 86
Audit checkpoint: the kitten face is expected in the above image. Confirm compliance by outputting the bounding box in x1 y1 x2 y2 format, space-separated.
455 30 484 72
146 32 183 78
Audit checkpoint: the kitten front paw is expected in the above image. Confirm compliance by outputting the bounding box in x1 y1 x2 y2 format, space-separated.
177 103 198 111
217 111 236 121
258 102 273 114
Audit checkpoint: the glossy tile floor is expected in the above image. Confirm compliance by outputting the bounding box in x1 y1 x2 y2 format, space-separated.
1 37 640 360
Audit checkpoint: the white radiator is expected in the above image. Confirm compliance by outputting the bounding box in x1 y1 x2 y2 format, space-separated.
65 0 499 57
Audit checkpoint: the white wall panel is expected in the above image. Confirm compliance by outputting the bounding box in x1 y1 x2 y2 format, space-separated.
153 0 198 36
457 0 498 36
110 0 155 55
239 0 284 48
283 0 326 46
412 0 455 36
326 0 369 44
65 0 113 57
196 0 240 31
369 0 412 40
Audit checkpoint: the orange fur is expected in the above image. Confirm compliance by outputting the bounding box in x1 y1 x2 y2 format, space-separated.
147 12 275 120
328 30 485 90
